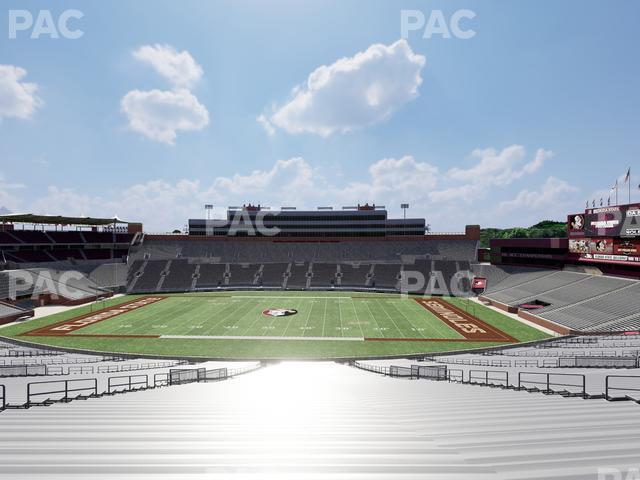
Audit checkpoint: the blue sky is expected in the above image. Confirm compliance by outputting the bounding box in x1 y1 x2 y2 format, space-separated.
1 0 639 231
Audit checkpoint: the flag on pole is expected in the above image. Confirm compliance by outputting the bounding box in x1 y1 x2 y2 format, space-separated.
607 196 610 206
592 199 595 208
624 167 631 183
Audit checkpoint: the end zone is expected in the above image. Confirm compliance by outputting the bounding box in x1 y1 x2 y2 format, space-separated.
414 298 517 342
22 296 166 337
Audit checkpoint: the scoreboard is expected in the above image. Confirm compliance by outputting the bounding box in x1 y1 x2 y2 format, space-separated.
567 203 640 265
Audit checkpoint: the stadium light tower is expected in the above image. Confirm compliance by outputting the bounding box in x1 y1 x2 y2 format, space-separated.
401 203 409 220
401 203 409 236
205 204 213 220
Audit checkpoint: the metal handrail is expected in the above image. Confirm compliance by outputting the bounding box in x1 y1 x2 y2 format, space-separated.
154 373 169 387
518 372 586 398
26 378 98 406
469 369 509 387
605 375 640 401
107 374 149 394
447 368 464 382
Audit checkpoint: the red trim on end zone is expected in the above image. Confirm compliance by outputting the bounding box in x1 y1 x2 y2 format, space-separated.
22 296 167 337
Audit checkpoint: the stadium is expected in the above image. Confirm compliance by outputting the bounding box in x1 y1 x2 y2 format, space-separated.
1 201 640 478
3 2 640 478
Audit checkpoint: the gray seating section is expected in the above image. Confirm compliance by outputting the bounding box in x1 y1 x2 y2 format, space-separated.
228 264 259 286
540 283 640 332
87 262 128 289
487 271 589 305
160 260 197 292
339 263 371 287
476 265 640 333
520 275 634 313
370 264 402 289
309 263 338 287
482 267 558 294
258 263 287 287
196 263 227 289
128 238 478 264
129 261 168 293
286 263 309 288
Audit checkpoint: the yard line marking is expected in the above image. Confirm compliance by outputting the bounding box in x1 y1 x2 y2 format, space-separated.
321 298 328 337
375 299 406 338
280 298 304 338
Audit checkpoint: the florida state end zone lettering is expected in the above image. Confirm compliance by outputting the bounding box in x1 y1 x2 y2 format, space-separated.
414 298 517 342
23 296 166 337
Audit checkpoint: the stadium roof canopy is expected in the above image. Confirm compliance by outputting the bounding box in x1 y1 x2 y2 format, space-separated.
0 213 133 226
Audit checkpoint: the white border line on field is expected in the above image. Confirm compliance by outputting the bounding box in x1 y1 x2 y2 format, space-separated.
160 335 365 341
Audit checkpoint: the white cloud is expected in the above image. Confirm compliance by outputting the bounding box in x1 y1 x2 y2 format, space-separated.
499 177 578 214
256 114 275 136
339 156 437 202
4 146 574 231
428 146 554 206
447 145 552 186
120 88 209 145
122 45 209 145
132 44 203 88
263 39 426 137
0 65 42 120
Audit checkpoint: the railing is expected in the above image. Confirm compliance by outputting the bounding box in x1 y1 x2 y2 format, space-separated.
26 378 98 407
204 368 228 381
447 368 464 382
351 362 389 375
2 349 64 358
0 365 47 377
469 369 509 387
605 375 640 402
352 364 640 407
154 373 169 387
68 366 95 375
107 375 149 394
518 372 586 398
0 363 262 411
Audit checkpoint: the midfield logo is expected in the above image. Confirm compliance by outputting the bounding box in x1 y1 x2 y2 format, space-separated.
262 308 298 317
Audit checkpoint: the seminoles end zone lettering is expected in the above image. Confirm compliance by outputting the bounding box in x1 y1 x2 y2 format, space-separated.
23 296 166 336
414 298 517 342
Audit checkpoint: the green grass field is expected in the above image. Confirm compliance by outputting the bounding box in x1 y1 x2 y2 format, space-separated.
0 291 550 359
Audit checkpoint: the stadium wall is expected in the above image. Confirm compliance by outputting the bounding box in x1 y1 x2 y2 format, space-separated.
479 295 574 335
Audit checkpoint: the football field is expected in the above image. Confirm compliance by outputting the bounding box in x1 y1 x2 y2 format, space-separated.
1 292 550 359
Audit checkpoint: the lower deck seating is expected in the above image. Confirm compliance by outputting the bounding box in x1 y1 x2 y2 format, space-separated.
196 263 227 289
258 263 287 287
339 264 370 287
286 263 309 288
370 264 401 289
160 260 196 291
310 263 338 287
228 264 259 286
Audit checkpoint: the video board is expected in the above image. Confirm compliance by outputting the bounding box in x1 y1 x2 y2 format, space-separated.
569 237 640 264
568 204 640 238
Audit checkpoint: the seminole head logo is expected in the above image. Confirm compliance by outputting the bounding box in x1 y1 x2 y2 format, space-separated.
262 308 298 317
